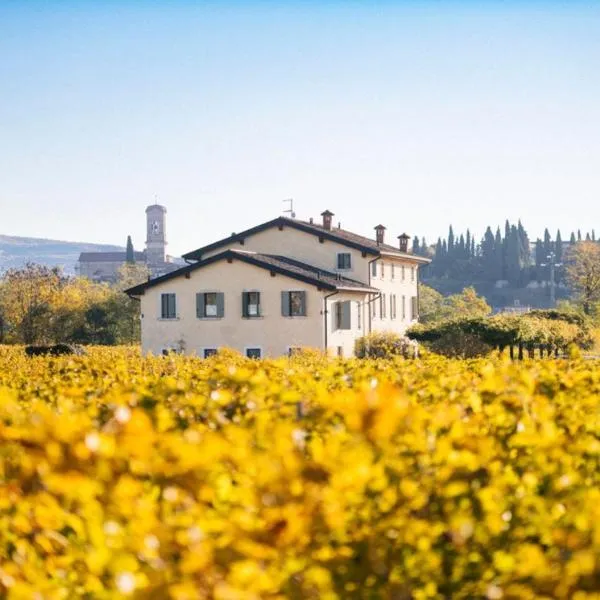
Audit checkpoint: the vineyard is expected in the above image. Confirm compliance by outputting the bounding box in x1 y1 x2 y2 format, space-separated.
1 346 600 599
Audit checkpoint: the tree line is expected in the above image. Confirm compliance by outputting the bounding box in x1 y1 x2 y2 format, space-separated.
418 221 598 288
0 261 147 345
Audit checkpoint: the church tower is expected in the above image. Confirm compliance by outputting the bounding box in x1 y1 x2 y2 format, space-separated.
145 204 167 266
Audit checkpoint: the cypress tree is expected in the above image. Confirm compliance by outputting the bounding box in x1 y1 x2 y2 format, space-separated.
126 235 135 264
578 229 582 241
535 239 544 281
555 230 563 284
555 230 563 263
412 237 420 255
570 232 576 245
543 228 552 259
494 227 503 281
466 230 472 258
448 226 455 257
586 232 591 241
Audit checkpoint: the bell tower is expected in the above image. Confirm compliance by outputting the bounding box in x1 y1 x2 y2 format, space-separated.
145 204 167 266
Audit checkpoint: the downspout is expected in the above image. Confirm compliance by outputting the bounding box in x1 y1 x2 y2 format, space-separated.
367 255 381 334
323 290 340 355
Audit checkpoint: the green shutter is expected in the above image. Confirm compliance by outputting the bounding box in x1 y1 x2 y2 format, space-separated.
281 292 290 316
196 293 204 318
242 292 248 318
342 301 351 329
216 293 225 318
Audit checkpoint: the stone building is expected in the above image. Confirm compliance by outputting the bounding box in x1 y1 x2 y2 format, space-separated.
77 204 183 283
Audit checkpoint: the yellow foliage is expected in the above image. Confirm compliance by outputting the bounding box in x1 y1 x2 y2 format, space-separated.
0 345 600 598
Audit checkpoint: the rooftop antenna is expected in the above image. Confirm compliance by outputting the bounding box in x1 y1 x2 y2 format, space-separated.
283 198 296 219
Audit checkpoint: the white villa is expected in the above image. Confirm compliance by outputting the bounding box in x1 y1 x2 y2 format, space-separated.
126 211 431 358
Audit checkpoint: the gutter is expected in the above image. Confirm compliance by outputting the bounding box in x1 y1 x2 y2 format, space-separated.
367 256 381 333
323 290 340 355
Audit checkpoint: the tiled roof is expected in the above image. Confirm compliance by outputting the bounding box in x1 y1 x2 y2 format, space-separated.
79 251 145 263
182 216 430 263
125 249 378 296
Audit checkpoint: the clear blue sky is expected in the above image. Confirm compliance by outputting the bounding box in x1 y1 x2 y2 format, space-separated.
1 1 599 256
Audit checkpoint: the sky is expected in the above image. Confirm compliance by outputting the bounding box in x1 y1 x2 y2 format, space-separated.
1 1 599 257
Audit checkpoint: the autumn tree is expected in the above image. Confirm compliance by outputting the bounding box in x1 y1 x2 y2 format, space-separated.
566 241 600 315
0 263 63 343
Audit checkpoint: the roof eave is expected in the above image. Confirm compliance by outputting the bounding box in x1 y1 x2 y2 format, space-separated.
378 250 432 264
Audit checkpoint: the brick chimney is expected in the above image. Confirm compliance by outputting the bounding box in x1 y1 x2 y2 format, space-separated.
321 210 334 231
398 233 410 253
374 224 386 245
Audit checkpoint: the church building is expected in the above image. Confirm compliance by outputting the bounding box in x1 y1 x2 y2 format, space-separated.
77 204 183 283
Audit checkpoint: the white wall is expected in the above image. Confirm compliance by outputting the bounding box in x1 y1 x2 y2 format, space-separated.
139 257 328 357
367 257 419 336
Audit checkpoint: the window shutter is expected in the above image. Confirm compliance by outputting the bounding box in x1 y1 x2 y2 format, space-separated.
299 292 306 316
216 293 225 318
242 292 248 317
196 293 204 318
412 296 418 319
342 301 351 329
170 294 176 318
281 292 290 316
161 294 167 318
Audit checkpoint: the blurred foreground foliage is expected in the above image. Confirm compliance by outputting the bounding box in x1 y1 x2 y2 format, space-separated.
1 346 600 599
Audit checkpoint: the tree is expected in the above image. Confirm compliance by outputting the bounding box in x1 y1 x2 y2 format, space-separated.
0 263 63 343
418 284 490 324
448 226 455 257
566 241 600 315
412 237 420 256
418 284 444 323
126 235 135 264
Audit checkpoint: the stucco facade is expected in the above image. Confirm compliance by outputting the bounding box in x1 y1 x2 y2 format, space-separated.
128 213 430 357
137 256 369 357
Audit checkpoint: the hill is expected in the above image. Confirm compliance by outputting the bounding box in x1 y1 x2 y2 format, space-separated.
0 234 124 275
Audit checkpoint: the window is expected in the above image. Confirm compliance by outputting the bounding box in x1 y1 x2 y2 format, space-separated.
402 295 406 320
288 346 302 357
335 301 351 330
411 296 418 320
391 264 395 279
411 267 415 282
380 262 385 278
372 297 377 319
203 348 217 358
282 291 306 317
337 253 351 270
390 294 395 320
246 348 262 359
380 294 386 319
160 293 176 319
371 261 377 277
242 291 261 317
196 292 224 318
337 346 344 357
402 265 406 281
357 302 361 329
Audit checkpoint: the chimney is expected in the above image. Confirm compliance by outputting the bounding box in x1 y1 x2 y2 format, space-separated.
398 233 410 253
374 224 386 245
309 217 314 224
321 210 334 231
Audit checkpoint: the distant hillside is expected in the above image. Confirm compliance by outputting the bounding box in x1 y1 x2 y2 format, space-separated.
0 235 124 275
